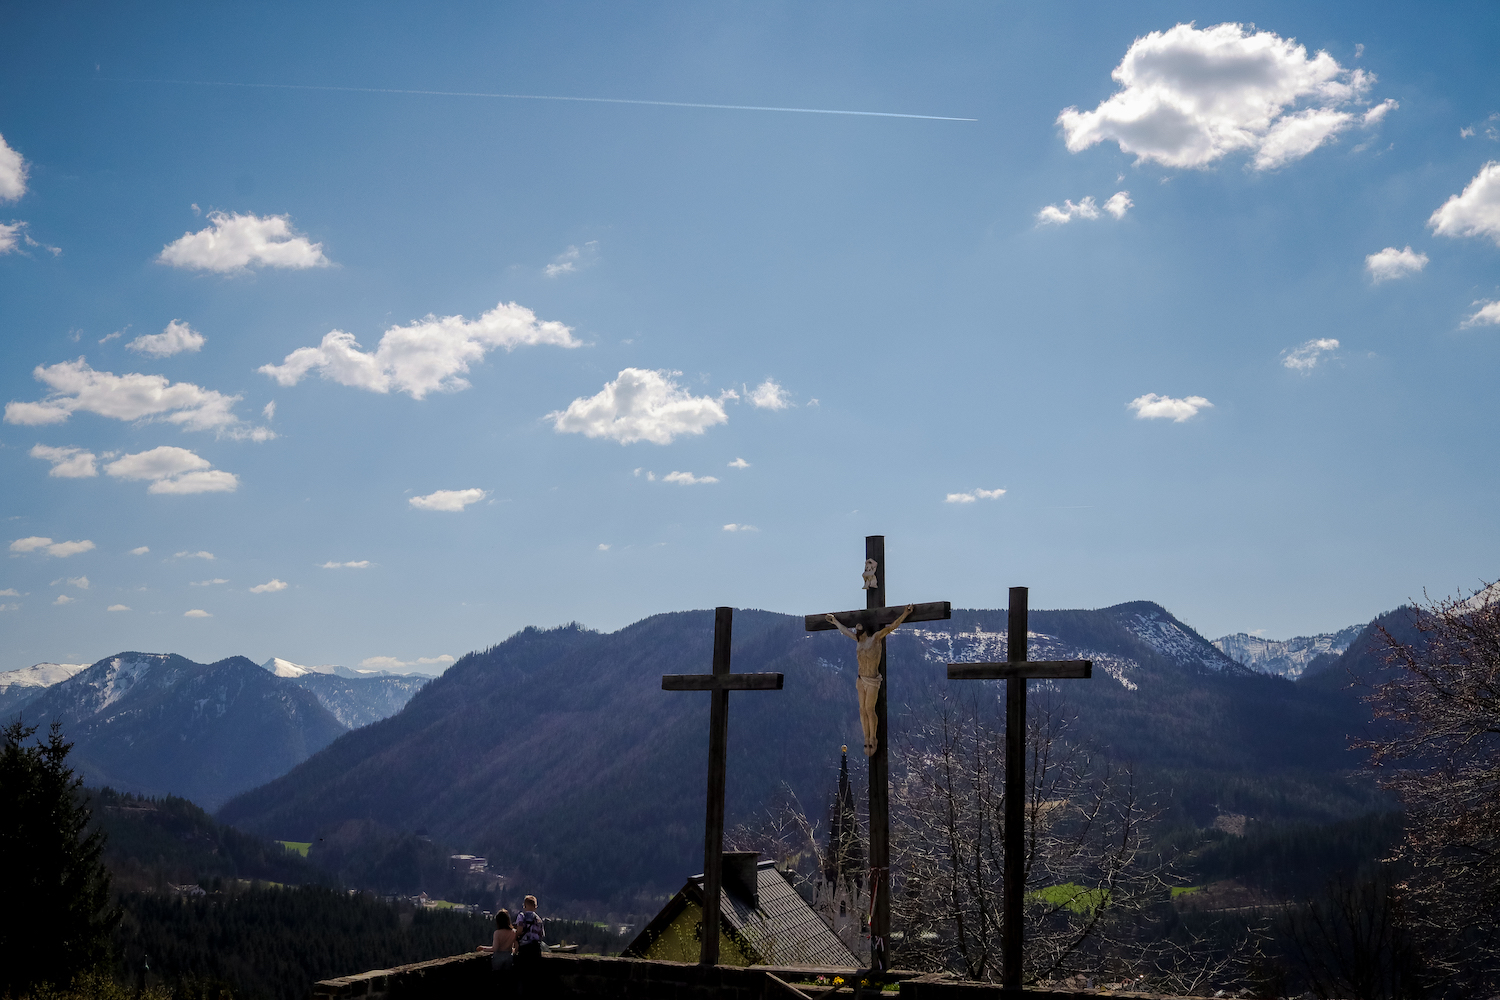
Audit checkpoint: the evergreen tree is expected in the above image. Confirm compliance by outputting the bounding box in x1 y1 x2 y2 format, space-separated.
1 720 117 994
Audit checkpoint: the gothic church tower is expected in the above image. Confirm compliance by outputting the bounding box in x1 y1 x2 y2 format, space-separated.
812 746 870 963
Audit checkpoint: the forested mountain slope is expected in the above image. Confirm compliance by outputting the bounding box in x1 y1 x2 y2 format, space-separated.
220 601 1385 910
14 653 347 809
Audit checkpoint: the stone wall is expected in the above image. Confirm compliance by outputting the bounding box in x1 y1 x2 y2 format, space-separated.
312 951 1228 1000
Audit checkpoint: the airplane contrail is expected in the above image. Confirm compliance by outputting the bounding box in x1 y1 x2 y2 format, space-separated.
103 77 978 122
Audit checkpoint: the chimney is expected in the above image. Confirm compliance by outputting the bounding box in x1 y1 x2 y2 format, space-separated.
722 852 761 909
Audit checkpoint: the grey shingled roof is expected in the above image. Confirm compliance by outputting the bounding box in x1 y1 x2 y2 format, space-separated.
690 860 860 968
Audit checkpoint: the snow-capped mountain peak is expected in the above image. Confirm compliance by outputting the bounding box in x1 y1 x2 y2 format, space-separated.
261 657 335 678
1212 625 1365 678
0 661 88 692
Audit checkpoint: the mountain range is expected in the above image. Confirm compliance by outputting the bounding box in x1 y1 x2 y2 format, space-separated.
0 661 87 714
1212 625 1365 678
217 600 1390 911
7 653 431 807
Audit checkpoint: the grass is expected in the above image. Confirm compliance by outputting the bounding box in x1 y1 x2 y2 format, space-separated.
1030 882 1110 916
1171 885 1202 898
278 841 311 857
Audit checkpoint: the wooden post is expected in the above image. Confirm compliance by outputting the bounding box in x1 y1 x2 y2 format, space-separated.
661 607 784 966
943 587 1092 992
1003 587 1027 992
866 536 890 973
702 606 732 967
803 537 952 976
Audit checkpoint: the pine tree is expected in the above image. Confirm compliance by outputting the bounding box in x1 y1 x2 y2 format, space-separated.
0 720 118 994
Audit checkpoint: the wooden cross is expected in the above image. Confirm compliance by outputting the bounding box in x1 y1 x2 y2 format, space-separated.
803 535 951 973
662 606 784 966
946 586 1091 991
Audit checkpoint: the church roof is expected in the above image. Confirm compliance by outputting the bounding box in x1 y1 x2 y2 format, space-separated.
624 858 859 969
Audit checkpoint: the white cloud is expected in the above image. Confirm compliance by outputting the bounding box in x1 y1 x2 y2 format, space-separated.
360 654 455 671
259 301 578 399
549 368 729 445
175 550 215 560
30 444 98 478
106 447 204 481
1282 338 1340 370
722 523 759 532
748 378 792 410
544 240 598 277
1057 22 1386 171
1363 99 1397 125
1037 197 1100 225
1253 107 1354 170
0 589 18 596
1429 162 1500 246
99 332 122 344
945 488 1006 504
108 604 130 612
4 358 271 440
0 222 21 254
104 446 239 494
128 320 206 358
662 471 719 485
1365 246 1428 282
728 458 750 469
409 488 486 512
130 546 150 556
250 578 288 593
183 608 212 618
53 594 74 605
10 537 95 558
148 470 239 494
319 560 370 569
158 211 329 272
1039 192 1133 224
597 543 610 551
1461 300 1500 328
1127 393 1213 421
0 133 28 201
262 400 276 420
64 576 89 590
190 578 228 586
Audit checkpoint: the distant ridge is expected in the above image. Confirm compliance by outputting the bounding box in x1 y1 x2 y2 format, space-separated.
12 652 347 810
220 601 1382 911
0 661 88 714
261 657 440 680
1213 625 1365 678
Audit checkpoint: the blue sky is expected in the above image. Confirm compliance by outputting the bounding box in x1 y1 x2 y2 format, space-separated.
3 2 1498 672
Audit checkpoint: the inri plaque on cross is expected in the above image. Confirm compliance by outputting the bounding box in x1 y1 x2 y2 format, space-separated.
947 586 1091 991
662 606 783 965
804 535 951 973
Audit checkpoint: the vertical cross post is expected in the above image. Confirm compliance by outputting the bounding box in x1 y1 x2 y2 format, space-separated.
803 537 952 974
1003 587 1027 991
946 587 1093 991
702 606 732 966
662 607 784 965
865 536 891 973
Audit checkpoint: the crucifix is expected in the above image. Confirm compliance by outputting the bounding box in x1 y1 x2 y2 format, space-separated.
662 606 784 965
946 586 1092 991
803 535 951 973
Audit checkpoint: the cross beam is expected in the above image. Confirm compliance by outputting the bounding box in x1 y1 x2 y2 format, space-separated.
946 587 1091 991
804 536 951 975
661 606 783 966
804 601 952 634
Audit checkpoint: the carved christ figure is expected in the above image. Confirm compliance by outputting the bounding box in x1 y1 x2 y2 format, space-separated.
826 604 914 757
862 558 878 590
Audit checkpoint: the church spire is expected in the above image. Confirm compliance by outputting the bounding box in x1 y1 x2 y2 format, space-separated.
824 745 865 891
